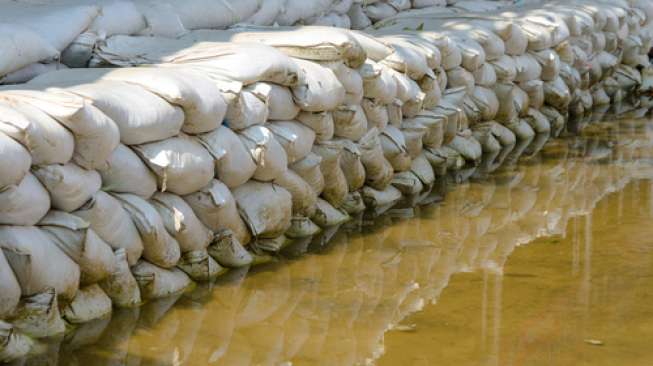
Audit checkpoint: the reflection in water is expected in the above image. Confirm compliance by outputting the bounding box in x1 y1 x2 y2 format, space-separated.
12 113 653 365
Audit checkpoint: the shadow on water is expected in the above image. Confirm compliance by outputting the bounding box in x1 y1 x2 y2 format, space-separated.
8 101 653 366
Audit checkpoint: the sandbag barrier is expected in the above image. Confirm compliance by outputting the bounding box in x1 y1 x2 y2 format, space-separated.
1 0 653 362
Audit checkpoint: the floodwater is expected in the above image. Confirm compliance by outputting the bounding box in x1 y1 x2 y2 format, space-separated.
15 111 653 366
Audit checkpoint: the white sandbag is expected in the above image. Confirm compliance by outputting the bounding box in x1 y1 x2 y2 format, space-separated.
308 12 351 28
224 86 269 131
131 260 192 300
448 133 482 162
540 106 565 136
614 64 642 90
89 1 146 36
381 125 412 173
411 153 436 188
196 126 256 189
0 173 49 226
183 179 251 245
381 42 433 80
312 142 349 208
471 86 499 121
114 193 181 269
98 144 158 198
379 34 442 69
0 226 80 300
559 61 581 93
362 98 390 131
233 181 292 239
449 36 486 72
387 99 403 127
359 60 398 104
0 131 30 190
0 99 74 165
174 0 258 29
543 76 572 110
332 104 368 141
403 111 446 149
359 128 394 190
0 24 59 78
348 3 372 30
151 192 213 253
63 284 112 324
311 198 350 228
0 62 67 85
296 111 335 143
519 80 545 109
60 32 98 68
530 49 560 81
177 249 224 281
274 170 318 218
473 63 497 87
133 135 214 195
513 54 542 83
292 59 345 112
490 54 517 82
419 75 442 109
364 2 398 22
334 138 366 192
69 81 185 145
266 84 300 121
523 108 551 134
73 191 143 266
446 66 475 93
32 163 101 213
362 185 402 209
238 125 289 182
9 288 65 339
514 85 530 117
321 62 364 105
289 153 326 196
0 250 20 318
493 82 520 123
242 0 284 25
39 211 117 285
268 121 317 164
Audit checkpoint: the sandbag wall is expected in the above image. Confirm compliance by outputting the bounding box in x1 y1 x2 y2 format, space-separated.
1 0 653 362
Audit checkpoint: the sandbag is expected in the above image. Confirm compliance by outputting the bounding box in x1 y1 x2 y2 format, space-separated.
289 153 326 196
473 63 497 87
358 128 394 190
9 288 65 339
334 138 366 192
177 250 224 282
490 54 517 82
446 66 475 93
63 284 112 324
381 42 433 80
0 23 58 78
133 135 214 195
543 76 572 110
292 59 345 112
208 229 253 268
68 81 185 145
322 61 364 105
131 260 192 300
311 198 350 228
183 179 250 245
513 54 542 83
519 79 545 109
381 125 412 172
233 181 292 239
224 86 269 131
0 250 20 319
266 83 300 120
411 153 436 188
0 321 32 363
274 170 318 218
32 163 102 213
419 74 442 109
296 111 335 143
359 60 398 104
523 108 551 134
38 211 117 285
391 171 424 196
98 144 158 198
362 185 402 209
0 173 50 226
0 132 30 190
333 104 368 141
312 142 349 208
150 192 213 253
99 249 142 308
493 82 520 123
196 125 257 189
403 111 445 149
238 125 289 182
361 98 389 131
0 226 80 300
471 86 499 121
0 99 74 165
402 125 427 159
448 133 482 162
268 121 317 164
114 193 181 269
530 49 560 81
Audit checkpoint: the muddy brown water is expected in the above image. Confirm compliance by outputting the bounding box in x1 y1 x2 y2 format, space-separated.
14 113 653 366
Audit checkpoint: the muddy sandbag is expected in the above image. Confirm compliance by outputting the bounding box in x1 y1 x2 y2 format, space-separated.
69 81 185 145
0 226 80 300
0 173 50 226
0 132 30 190
273 170 318 218
99 249 141 308
183 179 251 246
0 250 20 318
133 135 214 195
208 229 253 268
530 49 560 81
523 109 551 135
359 60 398 104
73 191 144 266
614 64 642 90
381 125 412 173
239 125 289 182
289 153 326 196
233 181 292 239
540 106 565 136
268 120 316 164
358 128 394 190
391 171 424 196
114 193 181 269
97 144 157 198
10 288 65 339
38 211 117 285
493 82 520 123
334 139 366 192
0 99 74 165
224 87 268 131
196 125 256 189
266 83 300 120
312 142 349 208
411 153 436 188
471 86 499 121
361 98 389 131
311 198 350 228
403 111 446 149
519 79 545 109
362 185 402 209
507 118 536 142
296 111 335 143
333 104 368 141
131 260 193 300
63 284 112 324
402 125 427 159
292 59 345 112
177 250 224 282
448 133 483 163
0 320 33 363
591 86 610 106
33 163 102 213
150 192 213 254
543 76 572 110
